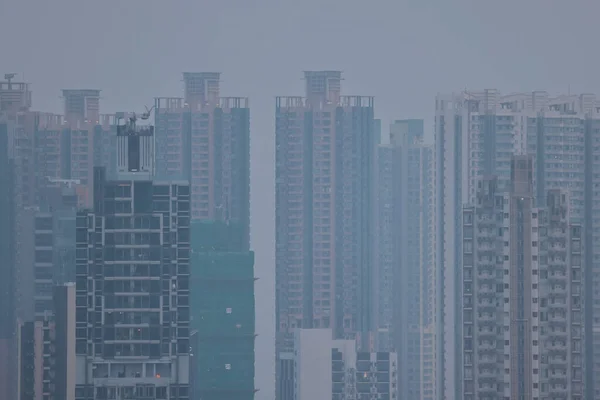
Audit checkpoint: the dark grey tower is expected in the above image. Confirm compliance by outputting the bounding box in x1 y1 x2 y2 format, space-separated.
75 111 191 399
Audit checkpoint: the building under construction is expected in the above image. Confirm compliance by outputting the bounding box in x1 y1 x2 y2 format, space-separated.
190 220 256 400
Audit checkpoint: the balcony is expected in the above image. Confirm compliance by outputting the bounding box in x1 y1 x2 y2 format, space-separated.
548 313 567 323
548 356 567 366
547 341 567 351
476 367 498 382
478 285 495 295
477 340 496 351
546 329 567 341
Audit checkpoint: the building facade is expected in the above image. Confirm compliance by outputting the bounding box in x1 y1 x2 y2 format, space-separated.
62 89 100 125
154 73 250 248
377 120 435 400
74 116 191 399
1 75 35 400
0 121 17 400
374 144 393 351
435 90 600 399
461 155 584 399
19 283 77 400
190 220 256 400
275 72 376 398
34 180 79 318
292 328 397 400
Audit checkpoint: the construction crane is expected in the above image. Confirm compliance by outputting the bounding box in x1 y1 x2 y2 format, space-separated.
122 104 154 127
116 104 155 138
140 104 155 120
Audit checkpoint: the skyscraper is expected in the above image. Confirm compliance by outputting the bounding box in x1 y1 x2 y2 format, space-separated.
0 75 38 335
53 283 78 400
0 75 34 400
58 89 103 206
461 155 584 399
33 179 79 318
74 115 191 399
154 73 250 247
0 120 16 400
435 90 599 399
190 220 256 400
19 283 78 400
32 90 104 208
375 120 435 400
374 143 393 351
275 71 376 399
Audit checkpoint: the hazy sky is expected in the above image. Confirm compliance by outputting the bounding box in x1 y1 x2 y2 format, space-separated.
2 0 599 398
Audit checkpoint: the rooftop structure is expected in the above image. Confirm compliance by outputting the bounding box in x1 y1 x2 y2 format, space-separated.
0 73 31 112
183 72 221 108
115 112 155 179
62 89 100 124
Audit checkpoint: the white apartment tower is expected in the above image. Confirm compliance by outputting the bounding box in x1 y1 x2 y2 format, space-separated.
461 155 584 399
435 90 599 399
292 329 398 400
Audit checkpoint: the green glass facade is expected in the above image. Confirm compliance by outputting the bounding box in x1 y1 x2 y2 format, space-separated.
190 221 255 400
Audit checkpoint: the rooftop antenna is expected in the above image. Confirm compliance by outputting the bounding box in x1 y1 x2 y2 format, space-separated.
4 73 17 89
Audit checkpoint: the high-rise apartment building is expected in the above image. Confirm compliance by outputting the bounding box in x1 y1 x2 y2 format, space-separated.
19 283 77 400
0 121 17 400
275 71 377 399
94 114 119 180
190 220 256 400
292 328 398 400
1 81 107 207
375 120 434 400
0 76 36 400
374 143 393 351
154 73 250 247
0 77 38 338
461 155 584 399
0 76 117 400
74 116 190 400
435 90 600 399
33 179 79 318
59 89 102 205
23 89 104 208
